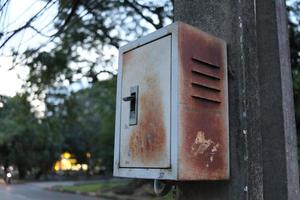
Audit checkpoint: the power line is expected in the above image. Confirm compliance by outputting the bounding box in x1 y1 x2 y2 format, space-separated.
0 0 10 32
0 0 9 13
0 0 10 55
17 6 90 49
3 0 51 32
0 0 55 49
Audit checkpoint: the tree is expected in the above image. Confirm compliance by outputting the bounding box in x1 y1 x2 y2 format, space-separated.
54 77 116 172
1 0 300 180
0 0 172 177
0 94 63 179
0 0 173 96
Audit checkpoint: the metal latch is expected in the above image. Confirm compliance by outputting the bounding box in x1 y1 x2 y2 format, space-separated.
123 85 138 125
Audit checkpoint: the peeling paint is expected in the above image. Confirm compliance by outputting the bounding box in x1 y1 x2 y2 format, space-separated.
191 131 220 159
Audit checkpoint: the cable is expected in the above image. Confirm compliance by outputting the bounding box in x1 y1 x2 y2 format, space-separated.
0 0 55 49
0 0 10 55
0 0 10 33
3 0 40 30
0 0 9 13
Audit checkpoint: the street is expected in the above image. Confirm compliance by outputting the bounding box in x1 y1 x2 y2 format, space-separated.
0 181 106 200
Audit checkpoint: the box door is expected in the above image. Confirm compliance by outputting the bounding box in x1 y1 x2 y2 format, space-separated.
119 35 171 168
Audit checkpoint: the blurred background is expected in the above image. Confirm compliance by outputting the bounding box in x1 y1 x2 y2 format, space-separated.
0 0 298 199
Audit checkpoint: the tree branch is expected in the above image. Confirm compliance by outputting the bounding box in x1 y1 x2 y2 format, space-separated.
51 0 80 37
123 0 162 29
0 0 54 49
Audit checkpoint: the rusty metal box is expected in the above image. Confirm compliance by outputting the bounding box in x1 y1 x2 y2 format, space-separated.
114 22 229 180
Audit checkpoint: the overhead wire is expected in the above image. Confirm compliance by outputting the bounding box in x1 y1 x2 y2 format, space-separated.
0 0 9 13
0 0 56 49
0 0 10 55
20 8 90 54
0 0 10 32
3 1 90 70
2 0 39 31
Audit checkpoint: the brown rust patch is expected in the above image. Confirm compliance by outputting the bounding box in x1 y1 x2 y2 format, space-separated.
178 23 229 180
129 75 166 165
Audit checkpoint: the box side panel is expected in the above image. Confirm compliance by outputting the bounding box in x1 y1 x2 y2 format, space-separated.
178 23 229 180
113 50 124 176
170 25 180 180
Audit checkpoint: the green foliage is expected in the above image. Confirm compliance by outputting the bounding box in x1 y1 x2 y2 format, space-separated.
2 0 300 180
22 0 172 93
0 94 62 178
41 76 117 172
0 0 172 178
288 1 300 134
54 181 128 193
0 76 116 178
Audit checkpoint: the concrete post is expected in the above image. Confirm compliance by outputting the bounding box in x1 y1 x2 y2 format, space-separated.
174 0 300 199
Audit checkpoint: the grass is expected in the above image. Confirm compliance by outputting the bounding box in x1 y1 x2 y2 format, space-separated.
53 180 175 200
54 181 127 193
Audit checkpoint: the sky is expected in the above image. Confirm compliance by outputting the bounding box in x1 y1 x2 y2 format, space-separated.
0 0 168 98
0 56 28 96
0 0 118 98
0 0 57 97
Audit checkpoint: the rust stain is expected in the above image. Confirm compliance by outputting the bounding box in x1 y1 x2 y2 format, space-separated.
178 23 229 180
129 75 166 165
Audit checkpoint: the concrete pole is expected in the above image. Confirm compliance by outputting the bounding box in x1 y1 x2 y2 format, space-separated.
174 0 299 199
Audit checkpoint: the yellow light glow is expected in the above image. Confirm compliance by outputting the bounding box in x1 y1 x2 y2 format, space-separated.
53 152 89 172
54 161 60 171
61 158 72 170
82 164 88 171
62 152 71 159
69 158 77 164
71 165 80 171
86 152 91 158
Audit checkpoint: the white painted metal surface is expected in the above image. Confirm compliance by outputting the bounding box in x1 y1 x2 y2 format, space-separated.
119 35 172 168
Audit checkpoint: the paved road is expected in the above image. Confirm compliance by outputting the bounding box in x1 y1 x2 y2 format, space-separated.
0 181 106 200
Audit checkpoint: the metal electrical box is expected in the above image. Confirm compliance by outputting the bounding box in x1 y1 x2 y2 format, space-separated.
114 22 229 180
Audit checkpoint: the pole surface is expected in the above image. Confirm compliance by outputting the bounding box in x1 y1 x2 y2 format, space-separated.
174 1 299 199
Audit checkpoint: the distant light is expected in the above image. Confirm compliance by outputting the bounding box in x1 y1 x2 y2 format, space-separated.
61 158 72 170
53 152 89 172
86 152 91 158
62 152 71 159
82 164 88 171
54 162 60 171
7 173 12 178
71 165 81 171
69 158 77 165
76 164 82 169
